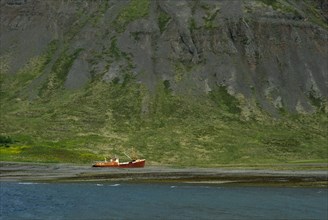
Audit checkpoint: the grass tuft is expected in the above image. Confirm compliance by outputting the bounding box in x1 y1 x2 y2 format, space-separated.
114 0 150 33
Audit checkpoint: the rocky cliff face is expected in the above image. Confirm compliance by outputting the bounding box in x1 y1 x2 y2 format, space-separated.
0 0 327 164
1 0 327 115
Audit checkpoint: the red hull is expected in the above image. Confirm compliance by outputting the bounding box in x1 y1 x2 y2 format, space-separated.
93 159 145 168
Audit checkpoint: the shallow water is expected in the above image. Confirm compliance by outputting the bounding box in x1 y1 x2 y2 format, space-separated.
1 182 327 220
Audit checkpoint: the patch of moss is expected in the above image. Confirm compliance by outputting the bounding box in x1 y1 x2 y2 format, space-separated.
0 54 11 75
189 18 197 32
109 37 121 60
163 80 171 93
65 6 94 41
209 86 241 114
0 144 101 163
44 40 59 65
131 31 142 41
308 90 325 113
16 57 48 84
114 0 150 33
90 0 110 26
258 0 279 8
0 54 51 101
204 8 220 30
174 62 195 82
262 137 301 152
303 0 328 29
54 49 82 81
39 48 83 95
200 4 211 11
158 10 171 33
0 146 28 161
0 135 13 147
257 0 303 18
102 37 133 67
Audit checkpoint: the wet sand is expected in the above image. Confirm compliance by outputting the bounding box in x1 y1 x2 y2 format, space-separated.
1 162 327 187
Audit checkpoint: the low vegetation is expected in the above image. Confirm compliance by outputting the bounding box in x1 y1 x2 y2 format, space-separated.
158 10 171 33
114 0 150 33
1 66 327 166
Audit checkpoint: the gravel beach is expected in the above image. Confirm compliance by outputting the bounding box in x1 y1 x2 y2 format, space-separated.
1 162 327 187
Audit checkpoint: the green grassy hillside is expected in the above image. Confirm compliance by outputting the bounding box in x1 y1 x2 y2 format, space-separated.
0 0 327 167
1 69 327 166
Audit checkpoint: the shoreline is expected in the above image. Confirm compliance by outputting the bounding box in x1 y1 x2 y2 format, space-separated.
1 162 327 187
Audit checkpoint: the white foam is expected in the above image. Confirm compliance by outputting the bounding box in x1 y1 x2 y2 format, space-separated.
18 182 38 185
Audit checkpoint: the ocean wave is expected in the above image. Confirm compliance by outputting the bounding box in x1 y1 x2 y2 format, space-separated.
18 182 41 185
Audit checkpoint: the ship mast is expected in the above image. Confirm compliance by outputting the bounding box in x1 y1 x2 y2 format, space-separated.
123 152 132 160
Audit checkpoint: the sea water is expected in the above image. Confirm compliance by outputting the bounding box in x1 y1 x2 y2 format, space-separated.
0 182 327 220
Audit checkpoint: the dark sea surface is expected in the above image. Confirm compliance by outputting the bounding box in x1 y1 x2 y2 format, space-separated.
0 182 327 220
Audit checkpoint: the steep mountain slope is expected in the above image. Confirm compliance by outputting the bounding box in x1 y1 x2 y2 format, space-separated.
0 0 327 165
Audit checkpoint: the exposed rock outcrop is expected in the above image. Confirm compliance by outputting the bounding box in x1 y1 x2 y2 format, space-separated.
1 0 327 114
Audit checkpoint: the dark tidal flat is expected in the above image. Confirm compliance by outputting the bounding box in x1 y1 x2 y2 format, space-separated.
1 182 327 220
1 162 327 187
